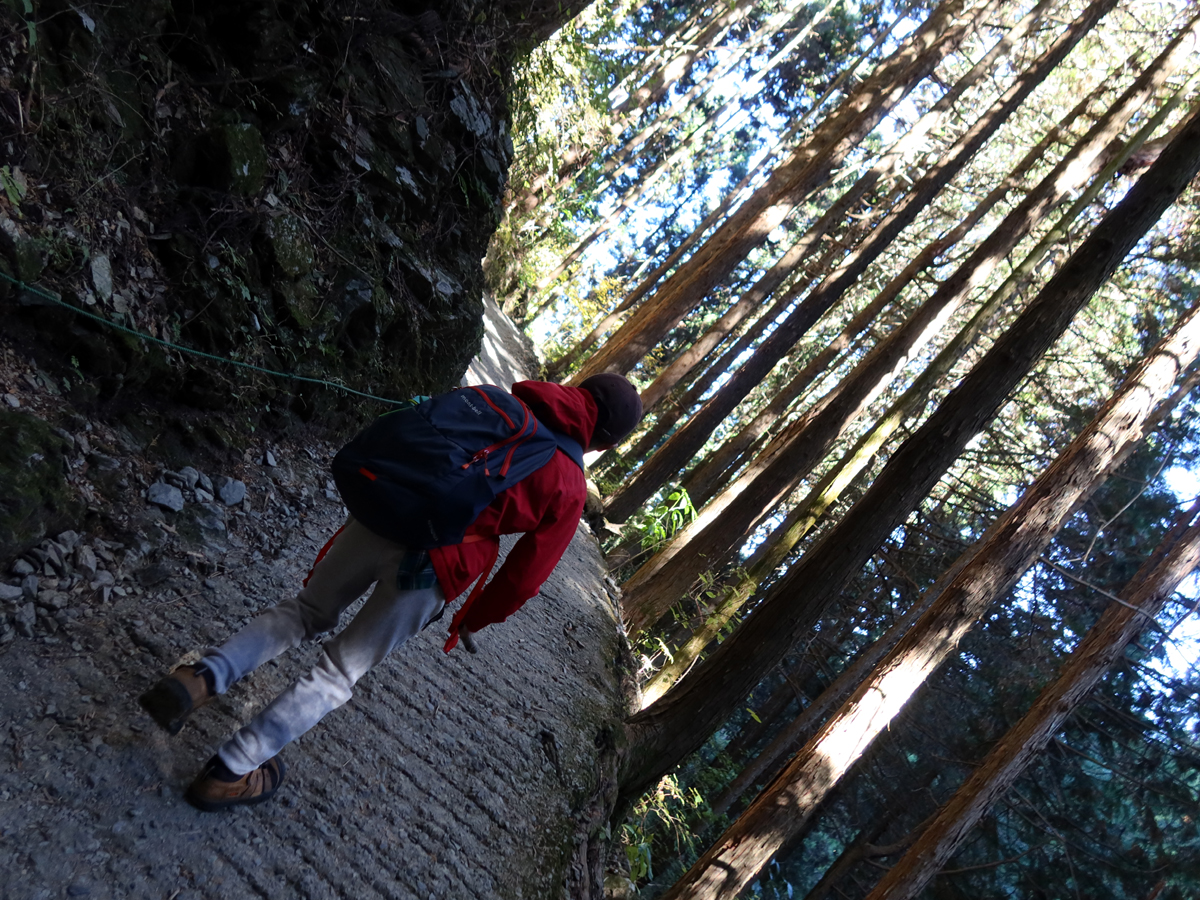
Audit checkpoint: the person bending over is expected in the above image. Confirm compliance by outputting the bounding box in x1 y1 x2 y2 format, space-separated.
139 374 641 811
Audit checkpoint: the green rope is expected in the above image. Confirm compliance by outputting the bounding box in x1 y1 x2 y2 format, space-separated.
0 270 408 406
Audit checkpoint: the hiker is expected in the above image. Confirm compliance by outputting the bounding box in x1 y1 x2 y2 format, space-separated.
138 374 642 811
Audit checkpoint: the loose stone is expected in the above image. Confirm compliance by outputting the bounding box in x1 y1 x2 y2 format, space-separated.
89 254 113 301
215 477 247 506
74 546 98 580
136 565 170 588
147 482 185 512
14 602 35 637
88 452 120 471
43 542 67 574
194 504 227 534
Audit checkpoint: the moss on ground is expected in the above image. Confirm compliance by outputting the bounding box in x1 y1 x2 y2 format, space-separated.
0 0 560 423
0 409 82 559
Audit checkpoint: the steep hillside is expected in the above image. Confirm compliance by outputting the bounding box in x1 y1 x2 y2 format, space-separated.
0 2 636 898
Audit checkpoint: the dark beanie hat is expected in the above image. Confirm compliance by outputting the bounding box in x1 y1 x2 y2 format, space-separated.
579 373 643 447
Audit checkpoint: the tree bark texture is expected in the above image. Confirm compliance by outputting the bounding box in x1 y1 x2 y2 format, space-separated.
801 816 901 900
571 0 994 383
602 236 850 506
677 80 1101 505
603 0 1111 529
548 3 908 378
653 116 1200 898
619 100 1200 830
864 500 1200 900
547 125 793 378
617 20 1186 635
634 0 1052 413
699 83 1185 628
602 242 833 520
707 534 988 816
551 2 922 378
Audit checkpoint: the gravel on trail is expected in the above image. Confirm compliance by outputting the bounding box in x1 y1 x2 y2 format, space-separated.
0 301 631 899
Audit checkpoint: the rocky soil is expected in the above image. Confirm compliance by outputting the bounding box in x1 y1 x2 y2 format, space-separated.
0 306 633 899
0 0 579 426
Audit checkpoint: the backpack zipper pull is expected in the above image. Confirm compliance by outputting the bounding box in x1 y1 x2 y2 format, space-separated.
463 448 491 472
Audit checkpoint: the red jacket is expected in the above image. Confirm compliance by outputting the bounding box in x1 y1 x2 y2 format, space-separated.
431 381 596 649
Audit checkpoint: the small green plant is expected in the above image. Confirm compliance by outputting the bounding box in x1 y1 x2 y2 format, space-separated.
631 486 697 552
621 773 709 886
0 166 28 206
623 826 652 882
20 0 36 50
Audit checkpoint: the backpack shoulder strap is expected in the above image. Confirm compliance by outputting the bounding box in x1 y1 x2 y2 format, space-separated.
551 430 585 472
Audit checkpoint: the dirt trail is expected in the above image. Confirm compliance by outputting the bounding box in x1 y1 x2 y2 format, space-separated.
0 300 628 899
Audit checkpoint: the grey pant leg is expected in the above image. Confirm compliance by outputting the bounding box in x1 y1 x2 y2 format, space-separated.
217 580 445 775
200 518 388 694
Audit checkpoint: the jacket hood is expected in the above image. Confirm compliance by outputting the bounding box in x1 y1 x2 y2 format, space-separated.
512 380 597 449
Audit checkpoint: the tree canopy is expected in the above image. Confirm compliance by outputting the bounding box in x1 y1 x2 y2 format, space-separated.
495 1 1200 896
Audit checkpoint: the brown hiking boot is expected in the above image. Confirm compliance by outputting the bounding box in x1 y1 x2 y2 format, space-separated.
138 665 214 735
185 756 287 812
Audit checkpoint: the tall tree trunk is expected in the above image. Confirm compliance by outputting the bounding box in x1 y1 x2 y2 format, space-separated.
801 816 904 900
707 540 981 815
618 23 1189 632
603 233 852 498
603 0 1112 527
546 0 931 296
635 0 1052 412
533 117 750 292
653 126 1200 897
678 78 1104 504
499 0 600 47
605 3 709 110
618 101 1200 826
717 651 825 765
546 126 791 377
682 327 872 511
646 406 902 703
863 499 1200 900
547 11 906 380
571 0 995 383
648 82 1182 674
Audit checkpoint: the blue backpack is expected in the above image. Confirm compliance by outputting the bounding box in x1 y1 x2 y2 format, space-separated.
332 384 585 549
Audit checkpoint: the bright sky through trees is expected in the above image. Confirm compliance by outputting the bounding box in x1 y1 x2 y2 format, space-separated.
494 1 1200 895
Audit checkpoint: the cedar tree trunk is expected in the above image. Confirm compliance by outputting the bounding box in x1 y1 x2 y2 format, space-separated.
655 118 1200 898
620 100 1200 835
